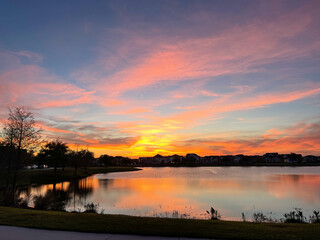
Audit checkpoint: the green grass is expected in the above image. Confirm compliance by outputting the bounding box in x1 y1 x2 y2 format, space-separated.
0 207 319 240
0 166 140 189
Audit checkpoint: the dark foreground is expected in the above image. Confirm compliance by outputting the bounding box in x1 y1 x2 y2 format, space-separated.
0 207 319 240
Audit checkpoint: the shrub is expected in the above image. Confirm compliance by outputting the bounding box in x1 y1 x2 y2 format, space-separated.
252 211 268 223
206 206 221 220
283 208 307 223
309 210 320 223
84 202 99 213
241 212 246 222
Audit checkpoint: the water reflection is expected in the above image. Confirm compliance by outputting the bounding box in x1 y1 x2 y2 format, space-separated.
267 174 320 203
33 189 70 211
17 177 96 211
12 167 320 220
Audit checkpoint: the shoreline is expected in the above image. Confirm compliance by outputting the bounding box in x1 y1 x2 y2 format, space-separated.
134 163 320 167
0 167 141 190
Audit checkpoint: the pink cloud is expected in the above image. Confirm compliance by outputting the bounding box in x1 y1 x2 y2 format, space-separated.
77 2 317 98
162 85 320 126
0 63 95 110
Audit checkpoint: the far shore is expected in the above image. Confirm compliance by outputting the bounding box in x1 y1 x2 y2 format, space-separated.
0 166 141 190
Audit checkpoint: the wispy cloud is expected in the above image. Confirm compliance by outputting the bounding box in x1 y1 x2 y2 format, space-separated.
171 121 320 156
12 50 43 63
76 2 318 98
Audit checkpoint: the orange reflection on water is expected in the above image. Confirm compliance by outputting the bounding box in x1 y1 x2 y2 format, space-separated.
267 174 320 203
110 178 192 212
21 177 100 197
47 182 70 191
107 178 246 217
78 177 100 190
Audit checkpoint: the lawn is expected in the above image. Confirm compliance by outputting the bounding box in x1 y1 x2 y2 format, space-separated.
0 207 319 240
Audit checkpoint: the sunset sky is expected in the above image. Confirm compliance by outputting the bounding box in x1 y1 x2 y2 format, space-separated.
0 0 319 157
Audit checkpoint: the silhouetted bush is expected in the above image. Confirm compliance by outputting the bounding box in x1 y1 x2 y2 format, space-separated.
252 211 268 223
206 206 220 220
84 202 99 213
241 212 246 222
283 208 306 223
309 210 320 223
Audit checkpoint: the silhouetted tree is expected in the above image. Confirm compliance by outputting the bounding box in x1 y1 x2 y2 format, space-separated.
99 154 114 166
34 149 47 166
0 141 15 189
68 149 94 175
40 140 69 174
68 150 79 176
1 107 42 200
80 149 94 173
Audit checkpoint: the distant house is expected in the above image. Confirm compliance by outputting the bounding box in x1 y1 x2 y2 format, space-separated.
234 154 244 164
151 154 163 164
169 154 184 164
287 153 302 163
139 154 173 165
220 155 235 164
303 155 319 163
138 156 154 165
264 153 280 163
202 156 220 164
185 153 201 163
281 154 289 163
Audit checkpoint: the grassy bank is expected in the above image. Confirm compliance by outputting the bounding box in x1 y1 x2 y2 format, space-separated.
0 166 140 189
0 207 319 240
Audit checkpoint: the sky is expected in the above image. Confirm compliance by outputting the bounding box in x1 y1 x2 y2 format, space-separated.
0 0 320 157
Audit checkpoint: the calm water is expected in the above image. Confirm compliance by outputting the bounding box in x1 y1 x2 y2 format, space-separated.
21 167 320 221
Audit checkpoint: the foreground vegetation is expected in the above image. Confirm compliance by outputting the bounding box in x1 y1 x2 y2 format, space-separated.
0 207 319 240
0 166 140 189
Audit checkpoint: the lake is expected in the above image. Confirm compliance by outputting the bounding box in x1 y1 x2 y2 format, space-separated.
21 167 320 221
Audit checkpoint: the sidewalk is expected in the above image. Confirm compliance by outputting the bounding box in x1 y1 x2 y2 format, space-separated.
0 225 215 240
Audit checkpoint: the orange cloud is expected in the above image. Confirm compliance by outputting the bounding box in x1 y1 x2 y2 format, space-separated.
79 138 99 144
41 124 85 137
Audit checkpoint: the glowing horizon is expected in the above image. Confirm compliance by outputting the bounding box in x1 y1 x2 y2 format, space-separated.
0 0 320 157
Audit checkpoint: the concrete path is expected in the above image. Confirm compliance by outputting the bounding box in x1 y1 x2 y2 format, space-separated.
0 225 215 240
